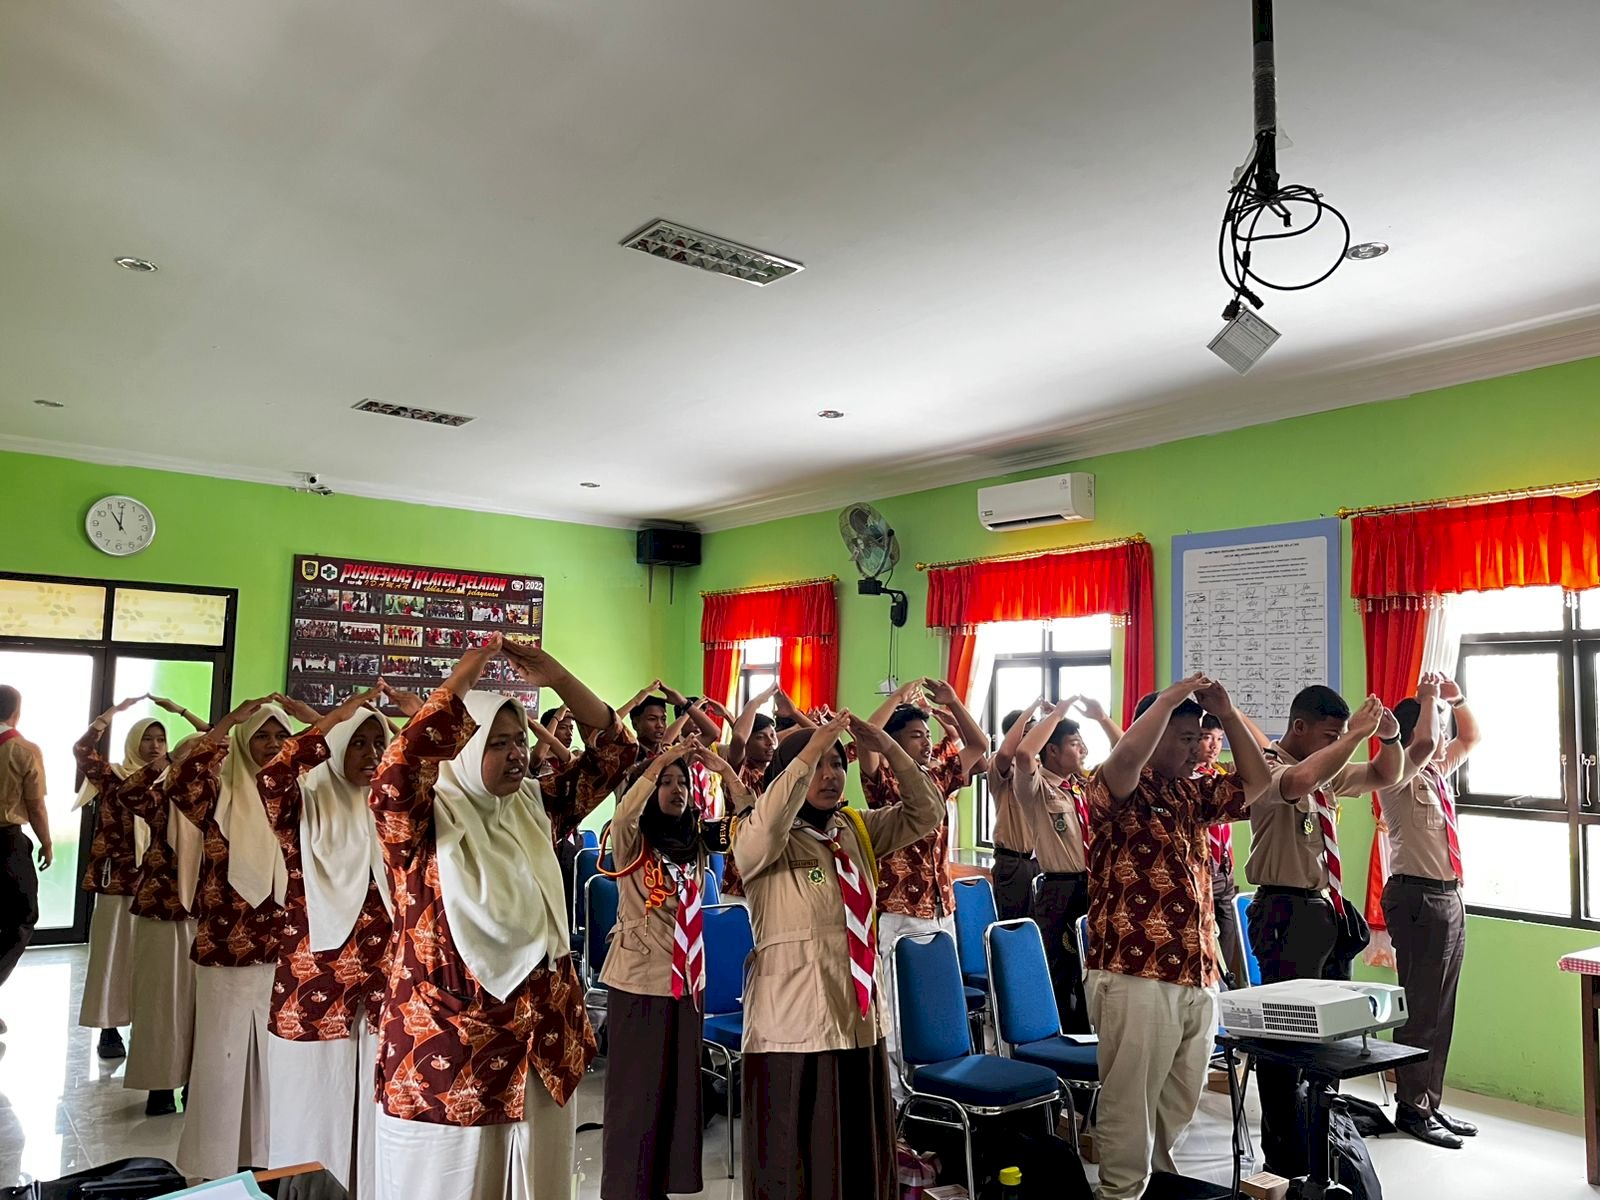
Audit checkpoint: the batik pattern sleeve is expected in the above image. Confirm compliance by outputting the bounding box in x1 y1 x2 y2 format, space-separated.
259 732 330 848
540 715 638 843
167 740 228 828
75 728 142 895
370 689 473 873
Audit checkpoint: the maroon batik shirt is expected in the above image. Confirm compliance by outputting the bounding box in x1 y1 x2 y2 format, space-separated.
370 689 638 1126
862 738 967 918
168 741 283 967
124 779 190 922
74 727 148 897
258 732 394 1041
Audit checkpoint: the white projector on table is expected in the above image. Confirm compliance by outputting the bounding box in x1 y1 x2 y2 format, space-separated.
1219 979 1408 1042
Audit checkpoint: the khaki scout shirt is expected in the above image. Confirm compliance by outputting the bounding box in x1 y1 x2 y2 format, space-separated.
1244 741 1362 891
988 760 1034 855
1017 764 1087 874
1379 765 1460 882
0 725 44 829
734 751 944 1055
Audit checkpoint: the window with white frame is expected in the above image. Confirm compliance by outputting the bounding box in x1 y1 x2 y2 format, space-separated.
735 637 782 713
1451 585 1600 928
974 615 1115 847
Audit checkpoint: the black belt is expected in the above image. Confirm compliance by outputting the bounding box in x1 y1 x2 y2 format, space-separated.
1038 871 1088 883
1391 873 1460 892
0 824 22 834
993 847 1033 859
1256 884 1326 900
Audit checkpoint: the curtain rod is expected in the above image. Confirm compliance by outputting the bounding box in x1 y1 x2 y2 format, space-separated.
1335 477 1600 520
916 533 1146 573
700 574 838 598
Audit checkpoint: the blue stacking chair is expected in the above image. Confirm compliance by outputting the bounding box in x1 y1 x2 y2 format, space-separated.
892 931 1060 1197
984 919 1101 1144
701 865 722 906
583 875 619 995
573 847 602 942
581 828 600 851
1234 891 1263 986
707 851 726 895
700 903 754 1178
952 876 999 1045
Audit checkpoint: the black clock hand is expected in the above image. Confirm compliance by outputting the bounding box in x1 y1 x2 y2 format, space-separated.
111 505 125 532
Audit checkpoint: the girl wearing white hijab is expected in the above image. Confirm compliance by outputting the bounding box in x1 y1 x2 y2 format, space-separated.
256 686 394 1200
71 697 179 1059
167 695 295 1181
368 637 639 1200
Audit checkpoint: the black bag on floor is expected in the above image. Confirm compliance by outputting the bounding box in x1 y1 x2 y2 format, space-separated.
0 1157 187 1200
1340 1094 1397 1139
1323 1097 1384 1200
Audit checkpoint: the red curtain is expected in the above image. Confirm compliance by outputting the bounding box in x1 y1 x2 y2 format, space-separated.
945 631 980 703
702 580 838 712
1359 606 1430 961
704 647 743 712
1352 491 1600 607
925 539 1155 724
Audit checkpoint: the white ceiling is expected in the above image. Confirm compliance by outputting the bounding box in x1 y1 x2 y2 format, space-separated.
4 0 1599 531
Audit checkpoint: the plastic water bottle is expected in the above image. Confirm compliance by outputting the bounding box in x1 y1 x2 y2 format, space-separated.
998 1165 1022 1200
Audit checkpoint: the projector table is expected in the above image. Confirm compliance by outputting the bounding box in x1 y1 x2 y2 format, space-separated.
1217 1032 1427 1199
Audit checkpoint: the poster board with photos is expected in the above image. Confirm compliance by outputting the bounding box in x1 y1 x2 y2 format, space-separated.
288 555 544 715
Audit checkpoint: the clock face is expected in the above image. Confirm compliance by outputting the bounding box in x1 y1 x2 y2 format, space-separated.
86 495 156 556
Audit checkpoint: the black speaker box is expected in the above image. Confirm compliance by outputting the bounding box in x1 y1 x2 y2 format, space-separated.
636 527 701 568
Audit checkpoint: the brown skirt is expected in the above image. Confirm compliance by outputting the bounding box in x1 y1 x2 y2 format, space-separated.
601 988 704 1200
742 1043 896 1200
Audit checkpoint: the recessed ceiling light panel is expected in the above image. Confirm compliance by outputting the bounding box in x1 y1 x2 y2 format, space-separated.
620 219 803 286
1345 241 1390 260
114 256 158 272
352 399 474 427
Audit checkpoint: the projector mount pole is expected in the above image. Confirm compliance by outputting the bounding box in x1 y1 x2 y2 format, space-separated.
1252 0 1279 198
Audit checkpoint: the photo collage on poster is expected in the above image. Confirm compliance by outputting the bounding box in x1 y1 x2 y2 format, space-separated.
288 555 544 715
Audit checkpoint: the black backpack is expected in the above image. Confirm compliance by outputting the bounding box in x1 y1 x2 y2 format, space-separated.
2 1158 187 1200
1323 1097 1384 1200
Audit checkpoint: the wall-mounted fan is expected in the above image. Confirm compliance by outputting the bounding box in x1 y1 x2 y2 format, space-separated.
839 502 907 627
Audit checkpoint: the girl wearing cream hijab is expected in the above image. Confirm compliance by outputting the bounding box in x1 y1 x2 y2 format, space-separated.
71 695 203 1061
167 694 295 1182
368 636 639 1200
257 685 394 1200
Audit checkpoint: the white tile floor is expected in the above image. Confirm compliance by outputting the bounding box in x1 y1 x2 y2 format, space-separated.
0 945 1592 1197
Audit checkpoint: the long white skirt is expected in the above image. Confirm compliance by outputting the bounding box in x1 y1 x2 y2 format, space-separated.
267 1023 379 1200
373 1081 577 1200
79 894 138 1028
177 962 274 1180
124 917 196 1091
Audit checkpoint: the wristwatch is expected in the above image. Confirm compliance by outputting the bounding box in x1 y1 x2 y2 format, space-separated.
1379 733 1401 744
1447 697 1466 708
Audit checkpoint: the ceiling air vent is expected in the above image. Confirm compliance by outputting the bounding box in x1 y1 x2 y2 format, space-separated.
352 400 474 427
620 219 803 286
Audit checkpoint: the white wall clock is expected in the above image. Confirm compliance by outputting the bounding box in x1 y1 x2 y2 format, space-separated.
86 495 156 556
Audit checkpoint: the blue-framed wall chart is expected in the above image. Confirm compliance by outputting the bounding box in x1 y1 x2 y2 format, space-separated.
1172 517 1341 737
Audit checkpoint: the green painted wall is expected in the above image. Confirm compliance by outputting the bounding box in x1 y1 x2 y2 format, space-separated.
675 356 1600 1116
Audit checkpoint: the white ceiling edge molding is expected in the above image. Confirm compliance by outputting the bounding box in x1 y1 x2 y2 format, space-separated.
0 433 644 533
687 312 1600 533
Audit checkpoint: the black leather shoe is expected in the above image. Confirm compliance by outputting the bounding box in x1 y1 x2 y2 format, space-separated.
145 1089 178 1117
1433 1110 1479 1137
97 1028 127 1060
1396 1106 1463 1149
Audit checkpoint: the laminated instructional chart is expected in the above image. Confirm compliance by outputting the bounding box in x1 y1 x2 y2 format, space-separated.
1172 519 1340 733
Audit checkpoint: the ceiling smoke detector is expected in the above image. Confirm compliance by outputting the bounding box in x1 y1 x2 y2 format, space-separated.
817 409 845 419
620 219 803 286
114 257 158 272
579 482 601 489
352 399 474 427
1345 242 1391 261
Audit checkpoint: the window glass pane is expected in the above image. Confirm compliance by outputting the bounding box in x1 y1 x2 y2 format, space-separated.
1046 614 1113 653
109 657 216 752
1458 651 1563 804
743 637 781 666
1057 664 1115 767
743 672 777 711
991 665 1045 736
0 578 106 640
1586 824 1600 921
112 588 228 646
986 621 1047 655
1579 589 1600 630
1460 812 1570 917
1452 585 1566 636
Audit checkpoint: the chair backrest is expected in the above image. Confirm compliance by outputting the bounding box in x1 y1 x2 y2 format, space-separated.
894 931 973 1067
701 865 722 906
573 847 601 931
1235 892 1263 986
708 852 726 891
581 829 600 850
952 876 999 981
702 902 754 1015
985 919 1062 1048
1074 914 1091 970
584 875 620 986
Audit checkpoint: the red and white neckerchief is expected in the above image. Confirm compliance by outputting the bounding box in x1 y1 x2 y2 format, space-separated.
797 822 876 1015
663 858 705 1002
1425 766 1464 882
1059 775 1092 852
689 760 717 820
1311 787 1346 914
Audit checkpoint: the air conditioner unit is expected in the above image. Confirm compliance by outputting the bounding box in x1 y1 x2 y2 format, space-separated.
977 473 1095 532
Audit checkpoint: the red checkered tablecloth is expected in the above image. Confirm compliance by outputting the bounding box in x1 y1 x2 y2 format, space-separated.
1558 947 1600 976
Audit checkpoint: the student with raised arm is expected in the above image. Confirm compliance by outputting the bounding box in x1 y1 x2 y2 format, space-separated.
717 684 786 903
1381 672 1483 1150
988 698 1046 920
1245 686 1398 1175
736 712 946 1200
367 636 637 1200
1084 675 1272 1200
1012 697 1096 1032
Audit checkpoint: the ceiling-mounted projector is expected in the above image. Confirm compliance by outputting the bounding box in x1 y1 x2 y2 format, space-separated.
1219 979 1408 1043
